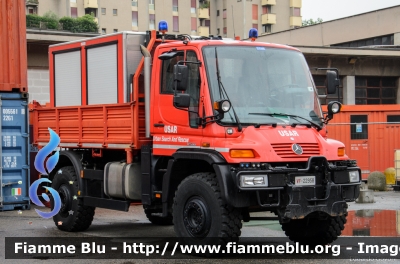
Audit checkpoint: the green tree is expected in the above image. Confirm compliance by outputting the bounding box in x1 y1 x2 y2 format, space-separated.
302 18 323 26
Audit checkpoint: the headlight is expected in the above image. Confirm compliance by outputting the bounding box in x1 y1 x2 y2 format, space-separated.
240 175 268 188
349 171 359 182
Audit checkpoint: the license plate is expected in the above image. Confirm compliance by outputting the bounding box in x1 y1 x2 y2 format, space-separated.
295 176 315 186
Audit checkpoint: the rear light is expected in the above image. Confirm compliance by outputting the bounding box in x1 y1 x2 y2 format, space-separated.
338 147 345 157
230 149 255 158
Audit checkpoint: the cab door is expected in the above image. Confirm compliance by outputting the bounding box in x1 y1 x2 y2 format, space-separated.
152 48 203 156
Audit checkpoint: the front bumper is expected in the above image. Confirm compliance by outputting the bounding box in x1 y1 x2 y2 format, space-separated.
233 156 361 219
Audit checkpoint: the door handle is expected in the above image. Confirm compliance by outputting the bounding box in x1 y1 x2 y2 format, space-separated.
154 123 165 127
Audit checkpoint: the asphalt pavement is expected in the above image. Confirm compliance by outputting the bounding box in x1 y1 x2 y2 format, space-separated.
1 190 399 264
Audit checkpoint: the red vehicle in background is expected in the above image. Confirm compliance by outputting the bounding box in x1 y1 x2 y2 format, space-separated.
31 23 361 245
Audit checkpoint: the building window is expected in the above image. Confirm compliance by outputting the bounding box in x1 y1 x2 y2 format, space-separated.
113 9 117 15
102 28 106 34
388 115 400 123
252 4 258 20
262 24 272 33
149 14 155 30
191 17 197 32
223 9 227 19
132 11 138 27
293 8 301 17
191 0 196 13
262 5 271 14
223 27 227 35
332 34 394 47
71 7 77 18
217 10 219 16
217 28 220 35
205 19 210 28
149 0 155 10
70 0 76 2
132 0 138 7
113 29 118 33
355 77 397 105
350 115 368 140
173 16 179 32
313 75 343 105
252 23 258 30
101 8 106 15
85 8 97 17
172 0 178 12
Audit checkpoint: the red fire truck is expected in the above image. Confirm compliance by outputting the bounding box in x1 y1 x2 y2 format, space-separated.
31 23 360 245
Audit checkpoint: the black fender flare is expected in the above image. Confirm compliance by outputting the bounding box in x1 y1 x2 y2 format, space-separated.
162 149 251 208
51 151 84 195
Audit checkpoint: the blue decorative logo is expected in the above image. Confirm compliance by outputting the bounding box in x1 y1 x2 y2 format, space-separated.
29 128 61 219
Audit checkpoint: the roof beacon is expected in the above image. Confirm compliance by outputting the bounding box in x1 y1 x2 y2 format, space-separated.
249 28 258 42
158 20 168 42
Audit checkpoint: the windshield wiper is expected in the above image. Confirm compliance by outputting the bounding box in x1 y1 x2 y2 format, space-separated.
214 47 243 132
249 112 322 131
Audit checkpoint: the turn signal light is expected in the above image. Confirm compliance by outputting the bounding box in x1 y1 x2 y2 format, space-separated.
230 149 255 158
338 147 345 157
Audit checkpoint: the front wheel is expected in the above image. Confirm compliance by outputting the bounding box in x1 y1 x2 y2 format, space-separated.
172 172 242 243
51 166 95 231
281 210 348 245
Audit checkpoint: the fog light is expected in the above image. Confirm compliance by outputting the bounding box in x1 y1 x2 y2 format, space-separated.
253 177 264 185
349 171 359 182
240 175 268 188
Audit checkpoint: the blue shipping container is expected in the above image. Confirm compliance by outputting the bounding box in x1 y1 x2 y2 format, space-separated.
0 92 30 211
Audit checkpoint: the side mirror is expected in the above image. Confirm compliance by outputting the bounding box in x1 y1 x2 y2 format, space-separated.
326 101 342 120
174 93 190 108
326 71 340 94
174 64 188 91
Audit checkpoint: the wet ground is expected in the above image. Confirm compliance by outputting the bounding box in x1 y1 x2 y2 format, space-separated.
0 190 399 263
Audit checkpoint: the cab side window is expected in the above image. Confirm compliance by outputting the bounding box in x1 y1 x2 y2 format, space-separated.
186 51 201 128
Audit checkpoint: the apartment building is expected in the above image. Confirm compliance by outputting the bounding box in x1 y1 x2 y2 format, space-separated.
27 0 301 38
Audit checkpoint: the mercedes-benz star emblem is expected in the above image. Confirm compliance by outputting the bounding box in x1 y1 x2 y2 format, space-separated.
292 144 303 155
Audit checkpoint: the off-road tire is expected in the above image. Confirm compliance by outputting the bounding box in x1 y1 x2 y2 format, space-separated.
51 166 95 232
143 205 173 225
173 172 242 244
281 209 348 245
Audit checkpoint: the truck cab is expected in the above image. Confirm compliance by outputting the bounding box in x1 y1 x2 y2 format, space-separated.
147 35 360 244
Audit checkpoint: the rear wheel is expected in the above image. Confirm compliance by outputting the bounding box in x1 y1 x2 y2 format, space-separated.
51 166 95 231
173 172 242 243
281 210 347 245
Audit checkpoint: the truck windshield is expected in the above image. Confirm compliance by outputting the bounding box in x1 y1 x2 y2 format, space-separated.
203 46 323 127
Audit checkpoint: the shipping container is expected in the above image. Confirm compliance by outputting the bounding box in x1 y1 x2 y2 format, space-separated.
0 0 28 93
324 105 400 180
0 92 30 211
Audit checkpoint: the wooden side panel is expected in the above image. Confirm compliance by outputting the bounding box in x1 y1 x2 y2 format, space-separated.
34 103 138 149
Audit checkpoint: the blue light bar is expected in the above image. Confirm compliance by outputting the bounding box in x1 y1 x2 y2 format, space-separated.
158 20 168 33
249 28 258 39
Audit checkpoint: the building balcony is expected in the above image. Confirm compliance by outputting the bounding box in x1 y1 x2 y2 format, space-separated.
262 0 276 6
26 0 38 6
84 0 98 9
290 0 302 8
290 16 302 27
261 13 276 25
198 26 209 37
198 8 209 19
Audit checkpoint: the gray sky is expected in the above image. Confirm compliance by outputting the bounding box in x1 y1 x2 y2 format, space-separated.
302 0 400 22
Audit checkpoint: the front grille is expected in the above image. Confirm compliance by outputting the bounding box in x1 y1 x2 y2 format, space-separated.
271 143 320 158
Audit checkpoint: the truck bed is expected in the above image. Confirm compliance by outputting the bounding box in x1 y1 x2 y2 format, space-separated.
32 102 148 149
